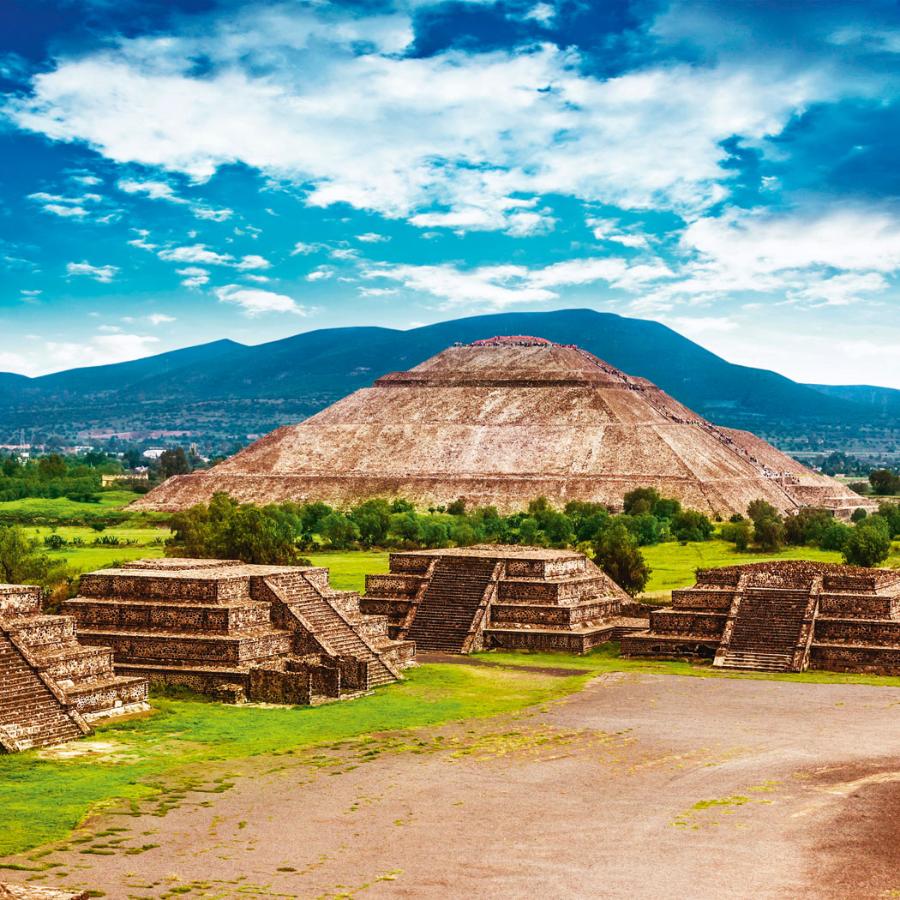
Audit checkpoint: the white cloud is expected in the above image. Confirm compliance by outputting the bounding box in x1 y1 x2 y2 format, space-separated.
66 260 118 282
147 313 176 324
45 333 160 369
306 265 334 282
118 177 232 221
524 3 555 24
355 232 390 243
358 286 398 297
29 190 102 219
215 284 307 316
291 241 324 255
366 256 670 307
176 266 209 288
5 10 836 234
635 207 900 312
118 178 183 203
234 254 271 270
158 243 233 265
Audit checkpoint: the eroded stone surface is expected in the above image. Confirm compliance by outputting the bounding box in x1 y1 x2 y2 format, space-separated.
133 338 869 518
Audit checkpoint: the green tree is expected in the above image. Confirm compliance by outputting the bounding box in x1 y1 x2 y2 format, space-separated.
622 487 661 516
350 498 392 547
753 516 785 552
720 519 753 551
869 469 900 496
843 519 891 567
319 512 360 550
819 521 851 551
159 448 191 479
784 507 833 546
593 523 650 596
0 526 69 589
671 509 714 543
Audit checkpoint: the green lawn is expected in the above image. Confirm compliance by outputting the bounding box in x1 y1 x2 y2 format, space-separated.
306 550 391 592
0 490 143 518
0 661 587 859
3 649 900 861
641 539 844 594
22 524 171 575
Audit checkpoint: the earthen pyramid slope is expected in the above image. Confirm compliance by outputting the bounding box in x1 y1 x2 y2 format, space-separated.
134 336 870 518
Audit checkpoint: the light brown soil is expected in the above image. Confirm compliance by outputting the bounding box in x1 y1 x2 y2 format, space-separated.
8 673 900 899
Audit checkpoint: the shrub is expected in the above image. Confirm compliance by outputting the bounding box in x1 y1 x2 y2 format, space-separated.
670 509 714 543
593 523 650 596
843 520 891 567
720 519 752 551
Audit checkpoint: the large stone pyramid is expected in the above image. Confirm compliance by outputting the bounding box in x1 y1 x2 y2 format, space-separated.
135 336 869 518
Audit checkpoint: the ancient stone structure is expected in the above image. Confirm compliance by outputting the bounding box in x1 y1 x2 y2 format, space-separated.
63 559 414 704
622 561 900 674
134 336 870 519
0 886 89 900
0 584 148 753
360 546 643 654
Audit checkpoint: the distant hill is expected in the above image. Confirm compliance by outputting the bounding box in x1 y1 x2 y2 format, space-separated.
806 383 900 417
0 309 890 451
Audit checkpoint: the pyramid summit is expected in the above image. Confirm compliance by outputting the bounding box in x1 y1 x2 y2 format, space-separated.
135 337 870 518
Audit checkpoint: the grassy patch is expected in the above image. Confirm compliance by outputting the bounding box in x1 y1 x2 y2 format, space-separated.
0 662 585 859
641 539 847 594
306 551 391 593
0 491 142 518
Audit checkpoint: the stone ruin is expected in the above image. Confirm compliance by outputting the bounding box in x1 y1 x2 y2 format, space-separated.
0 886 88 900
0 584 148 753
62 558 415 704
134 336 872 520
359 546 645 654
622 561 900 674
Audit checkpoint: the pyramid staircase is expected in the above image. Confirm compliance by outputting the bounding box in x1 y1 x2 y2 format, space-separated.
718 586 816 672
0 584 147 753
406 556 499 652
262 572 405 688
0 630 86 752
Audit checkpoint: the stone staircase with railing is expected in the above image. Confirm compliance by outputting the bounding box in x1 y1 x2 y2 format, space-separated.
718 587 814 672
260 571 411 689
406 556 501 652
0 630 87 752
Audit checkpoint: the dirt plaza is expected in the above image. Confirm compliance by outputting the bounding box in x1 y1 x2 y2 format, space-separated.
7 666 899 899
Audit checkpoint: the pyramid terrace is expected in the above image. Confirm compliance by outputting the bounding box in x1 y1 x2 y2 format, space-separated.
134 337 871 520
622 561 900 674
62 558 414 705
0 584 148 753
360 546 644 654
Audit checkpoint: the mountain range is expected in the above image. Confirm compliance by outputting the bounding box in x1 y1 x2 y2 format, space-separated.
1 309 896 454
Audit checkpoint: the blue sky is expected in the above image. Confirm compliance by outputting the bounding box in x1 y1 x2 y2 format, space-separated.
1 0 900 386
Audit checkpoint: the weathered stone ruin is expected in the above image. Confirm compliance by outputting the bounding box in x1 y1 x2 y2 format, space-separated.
0 885 88 900
63 558 414 704
0 584 148 753
360 546 643 654
134 336 871 519
622 561 900 674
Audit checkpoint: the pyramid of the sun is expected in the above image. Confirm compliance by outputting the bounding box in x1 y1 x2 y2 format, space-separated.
134 336 869 518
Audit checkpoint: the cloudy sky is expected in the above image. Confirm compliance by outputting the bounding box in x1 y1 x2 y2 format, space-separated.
2 0 900 386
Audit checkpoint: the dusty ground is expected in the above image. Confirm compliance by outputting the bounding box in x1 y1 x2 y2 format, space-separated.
8 672 900 899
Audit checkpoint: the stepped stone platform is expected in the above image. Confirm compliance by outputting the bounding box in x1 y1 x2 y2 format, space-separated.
134 336 872 519
0 585 148 753
360 546 644 654
622 561 900 674
63 559 415 705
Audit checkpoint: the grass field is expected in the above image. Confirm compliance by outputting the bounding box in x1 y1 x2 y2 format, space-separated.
3 648 900 861
0 490 144 519
21 524 171 574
